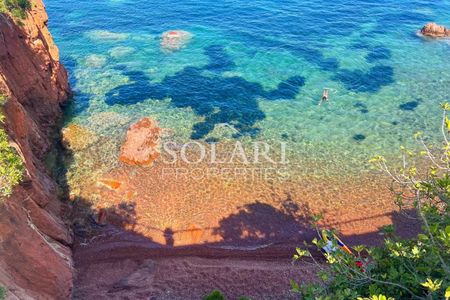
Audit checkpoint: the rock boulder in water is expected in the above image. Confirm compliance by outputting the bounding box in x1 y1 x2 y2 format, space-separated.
420 22 450 38
161 30 192 51
119 118 161 166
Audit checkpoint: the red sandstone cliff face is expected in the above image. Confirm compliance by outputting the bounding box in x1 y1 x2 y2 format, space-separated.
0 1 73 299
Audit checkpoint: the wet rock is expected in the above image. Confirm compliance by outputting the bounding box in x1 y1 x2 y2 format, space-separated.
420 23 450 38
161 30 192 51
119 118 161 166
62 124 98 151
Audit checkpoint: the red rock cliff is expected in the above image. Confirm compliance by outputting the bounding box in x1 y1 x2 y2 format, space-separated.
0 0 73 299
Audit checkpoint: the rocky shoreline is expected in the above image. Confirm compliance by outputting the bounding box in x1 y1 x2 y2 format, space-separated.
0 2 443 298
0 1 73 298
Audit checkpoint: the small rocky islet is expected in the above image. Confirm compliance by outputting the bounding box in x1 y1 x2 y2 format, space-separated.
420 22 450 38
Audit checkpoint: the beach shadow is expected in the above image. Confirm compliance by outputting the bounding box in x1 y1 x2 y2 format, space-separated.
213 199 315 246
343 209 421 247
66 187 423 300
105 45 305 139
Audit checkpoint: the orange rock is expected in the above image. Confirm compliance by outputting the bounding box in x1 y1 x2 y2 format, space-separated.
119 118 161 166
421 22 450 38
97 178 122 190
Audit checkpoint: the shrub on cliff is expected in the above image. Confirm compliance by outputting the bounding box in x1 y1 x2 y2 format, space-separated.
0 0 31 19
0 286 6 300
0 95 24 198
292 105 450 299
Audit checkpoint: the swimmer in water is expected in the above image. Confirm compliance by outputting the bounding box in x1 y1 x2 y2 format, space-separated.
319 88 329 106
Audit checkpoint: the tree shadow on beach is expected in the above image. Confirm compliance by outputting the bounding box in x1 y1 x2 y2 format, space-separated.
105 45 305 139
68 188 423 299
213 199 315 247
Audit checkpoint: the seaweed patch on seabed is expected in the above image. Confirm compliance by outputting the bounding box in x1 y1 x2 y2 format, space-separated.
105 45 306 140
399 99 421 111
334 65 394 93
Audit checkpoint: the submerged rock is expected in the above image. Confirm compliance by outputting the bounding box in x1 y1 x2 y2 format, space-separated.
62 124 98 151
119 118 161 166
109 46 135 59
420 23 450 38
85 54 107 68
85 30 129 41
161 30 192 51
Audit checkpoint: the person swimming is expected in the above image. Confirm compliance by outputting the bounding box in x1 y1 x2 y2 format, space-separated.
319 88 329 106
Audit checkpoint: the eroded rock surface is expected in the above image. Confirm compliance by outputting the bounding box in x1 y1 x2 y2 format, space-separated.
0 1 73 298
119 118 161 166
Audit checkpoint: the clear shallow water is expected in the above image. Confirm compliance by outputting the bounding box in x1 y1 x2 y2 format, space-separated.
45 1 450 236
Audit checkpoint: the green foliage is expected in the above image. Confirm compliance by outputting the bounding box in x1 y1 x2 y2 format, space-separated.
203 290 249 300
0 286 6 300
292 105 450 299
0 95 6 124
0 95 24 198
0 0 31 19
203 290 226 300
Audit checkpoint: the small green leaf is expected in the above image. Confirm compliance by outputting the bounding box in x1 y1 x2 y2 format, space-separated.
290 280 300 293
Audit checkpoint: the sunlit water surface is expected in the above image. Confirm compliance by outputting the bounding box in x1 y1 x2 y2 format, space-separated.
45 0 450 245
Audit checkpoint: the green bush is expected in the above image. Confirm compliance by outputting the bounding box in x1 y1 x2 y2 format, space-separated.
0 0 31 19
292 104 450 300
0 286 6 300
203 290 227 300
0 95 24 198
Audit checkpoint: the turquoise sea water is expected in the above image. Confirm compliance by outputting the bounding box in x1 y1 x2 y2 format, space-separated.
46 0 450 181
